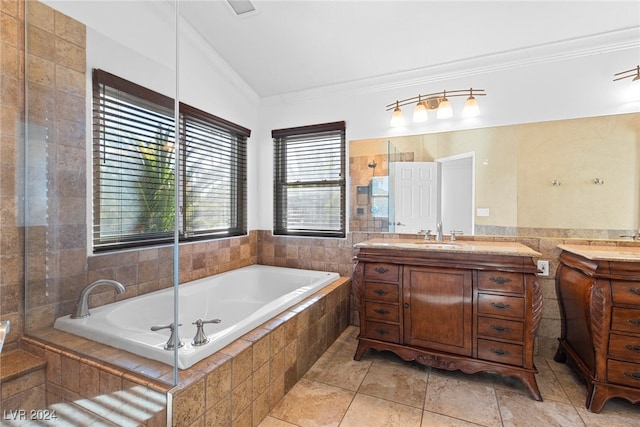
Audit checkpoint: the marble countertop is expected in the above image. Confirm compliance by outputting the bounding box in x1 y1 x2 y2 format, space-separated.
354 238 541 257
558 244 640 262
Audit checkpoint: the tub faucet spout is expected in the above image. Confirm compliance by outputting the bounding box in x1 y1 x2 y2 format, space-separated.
71 279 126 319
0 321 10 353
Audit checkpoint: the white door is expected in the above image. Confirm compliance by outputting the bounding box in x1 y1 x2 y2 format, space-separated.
392 162 439 233
438 154 474 235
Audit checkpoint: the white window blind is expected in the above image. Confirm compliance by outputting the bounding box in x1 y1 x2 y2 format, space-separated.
272 121 346 238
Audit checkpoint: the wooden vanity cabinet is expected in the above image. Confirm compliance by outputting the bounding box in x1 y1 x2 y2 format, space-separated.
555 247 640 412
353 244 543 401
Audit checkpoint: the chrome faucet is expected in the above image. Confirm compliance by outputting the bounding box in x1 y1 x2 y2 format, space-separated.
0 321 10 353
419 230 433 241
191 318 221 346
450 230 464 242
151 323 184 350
435 220 444 241
71 279 126 319
619 231 640 240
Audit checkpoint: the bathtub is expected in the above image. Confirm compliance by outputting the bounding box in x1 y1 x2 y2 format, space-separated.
54 265 340 369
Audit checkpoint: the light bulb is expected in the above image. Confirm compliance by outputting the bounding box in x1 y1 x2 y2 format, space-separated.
437 97 453 119
413 101 428 122
463 95 479 117
390 103 404 127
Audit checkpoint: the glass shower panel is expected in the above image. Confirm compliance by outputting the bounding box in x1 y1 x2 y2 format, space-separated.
23 0 179 419
387 140 400 232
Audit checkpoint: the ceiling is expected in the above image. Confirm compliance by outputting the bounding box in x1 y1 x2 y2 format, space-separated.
178 1 640 98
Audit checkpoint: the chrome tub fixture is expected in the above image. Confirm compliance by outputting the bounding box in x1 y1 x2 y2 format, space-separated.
71 279 126 319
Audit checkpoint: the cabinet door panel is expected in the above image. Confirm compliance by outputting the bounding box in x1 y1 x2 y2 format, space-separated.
403 266 472 356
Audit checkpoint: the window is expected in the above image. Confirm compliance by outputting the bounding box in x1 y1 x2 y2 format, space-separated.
272 121 346 238
92 69 249 251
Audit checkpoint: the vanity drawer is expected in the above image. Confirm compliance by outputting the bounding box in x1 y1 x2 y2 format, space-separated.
611 307 640 334
478 339 523 366
365 301 400 323
477 294 525 319
477 272 524 294
364 282 399 302
609 334 640 362
364 263 400 283
607 359 640 388
477 316 524 342
611 281 640 306
365 321 400 343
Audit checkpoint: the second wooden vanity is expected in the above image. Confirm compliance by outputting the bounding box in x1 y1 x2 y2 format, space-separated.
352 238 543 400
555 244 640 412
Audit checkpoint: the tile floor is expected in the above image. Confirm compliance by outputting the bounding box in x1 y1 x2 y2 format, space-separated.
259 326 639 427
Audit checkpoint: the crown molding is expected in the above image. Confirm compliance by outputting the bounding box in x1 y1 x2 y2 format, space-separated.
268 26 640 104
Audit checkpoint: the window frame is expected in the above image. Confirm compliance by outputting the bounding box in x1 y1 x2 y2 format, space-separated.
92 69 249 252
272 121 346 238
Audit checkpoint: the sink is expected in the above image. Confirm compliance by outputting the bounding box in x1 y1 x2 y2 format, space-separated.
419 243 462 249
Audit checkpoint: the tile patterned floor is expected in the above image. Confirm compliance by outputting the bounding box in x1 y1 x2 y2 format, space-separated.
259 326 639 427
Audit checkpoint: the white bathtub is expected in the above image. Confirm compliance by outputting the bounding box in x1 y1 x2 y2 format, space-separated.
54 265 340 369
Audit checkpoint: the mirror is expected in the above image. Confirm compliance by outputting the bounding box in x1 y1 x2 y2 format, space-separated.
350 112 640 238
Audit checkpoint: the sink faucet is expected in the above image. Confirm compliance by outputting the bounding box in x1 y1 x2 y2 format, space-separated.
619 231 640 240
435 221 443 241
450 230 464 242
71 279 126 319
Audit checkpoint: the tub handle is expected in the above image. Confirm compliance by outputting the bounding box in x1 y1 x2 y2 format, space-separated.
192 318 221 346
150 323 184 350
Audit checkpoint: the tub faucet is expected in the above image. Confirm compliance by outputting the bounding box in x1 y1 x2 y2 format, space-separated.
191 318 222 346
151 323 184 350
435 221 444 241
71 279 126 319
0 321 10 353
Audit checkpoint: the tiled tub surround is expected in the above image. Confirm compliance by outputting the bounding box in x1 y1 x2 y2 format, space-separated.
19 276 351 426
53 266 340 369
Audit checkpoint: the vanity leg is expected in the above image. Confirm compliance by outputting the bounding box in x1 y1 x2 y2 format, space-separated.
553 345 567 363
353 341 369 361
586 384 607 413
520 371 543 401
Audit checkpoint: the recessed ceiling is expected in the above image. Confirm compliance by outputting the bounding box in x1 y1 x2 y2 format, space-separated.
178 1 640 98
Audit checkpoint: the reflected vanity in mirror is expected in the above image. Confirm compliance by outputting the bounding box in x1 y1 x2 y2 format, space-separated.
349 112 640 238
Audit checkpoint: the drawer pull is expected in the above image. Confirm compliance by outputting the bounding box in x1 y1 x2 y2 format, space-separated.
490 276 512 285
628 319 640 327
374 267 389 274
624 371 640 381
490 348 510 356
404 303 409 309
491 325 511 333
491 302 511 310
374 289 389 296
374 328 390 336
625 344 640 353
629 288 640 296
374 308 390 315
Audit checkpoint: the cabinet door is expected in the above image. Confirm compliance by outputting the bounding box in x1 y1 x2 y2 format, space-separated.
403 266 473 356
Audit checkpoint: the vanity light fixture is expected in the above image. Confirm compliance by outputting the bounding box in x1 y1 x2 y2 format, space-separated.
387 88 486 127
613 65 640 83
